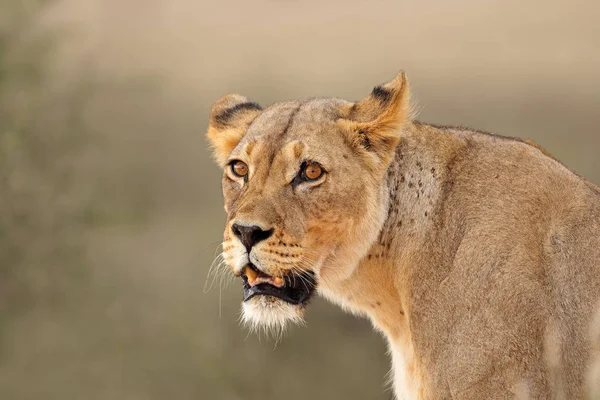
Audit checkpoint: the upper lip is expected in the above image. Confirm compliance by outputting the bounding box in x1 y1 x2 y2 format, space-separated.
241 263 316 305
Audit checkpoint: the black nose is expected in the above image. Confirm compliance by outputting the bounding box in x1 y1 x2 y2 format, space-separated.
231 224 274 252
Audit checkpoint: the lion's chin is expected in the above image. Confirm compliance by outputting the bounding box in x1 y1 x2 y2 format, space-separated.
241 296 306 337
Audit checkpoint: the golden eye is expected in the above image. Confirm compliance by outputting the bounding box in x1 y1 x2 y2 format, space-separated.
303 162 323 181
231 160 249 178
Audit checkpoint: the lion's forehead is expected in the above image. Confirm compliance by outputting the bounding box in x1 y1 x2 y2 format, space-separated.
245 98 347 140
241 98 350 170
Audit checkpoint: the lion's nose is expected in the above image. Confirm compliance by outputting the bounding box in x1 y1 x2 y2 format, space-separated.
231 223 274 252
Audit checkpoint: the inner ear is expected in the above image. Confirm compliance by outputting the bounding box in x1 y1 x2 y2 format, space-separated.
337 72 411 166
207 94 263 166
342 72 410 124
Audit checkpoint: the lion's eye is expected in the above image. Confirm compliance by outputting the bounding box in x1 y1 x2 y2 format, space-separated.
301 162 324 181
231 160 249 178
291 161 326 188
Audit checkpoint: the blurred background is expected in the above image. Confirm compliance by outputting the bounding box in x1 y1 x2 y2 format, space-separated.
0 0 598 399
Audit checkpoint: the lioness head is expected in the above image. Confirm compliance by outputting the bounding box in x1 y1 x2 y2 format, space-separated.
207 73 411 333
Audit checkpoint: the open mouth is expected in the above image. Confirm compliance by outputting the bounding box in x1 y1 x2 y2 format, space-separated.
241 263 316 305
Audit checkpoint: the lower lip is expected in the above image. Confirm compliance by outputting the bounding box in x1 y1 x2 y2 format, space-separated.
242 272 316 305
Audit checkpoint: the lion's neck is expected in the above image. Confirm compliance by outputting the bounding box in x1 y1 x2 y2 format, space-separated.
321 122 463 335
318 122 465 397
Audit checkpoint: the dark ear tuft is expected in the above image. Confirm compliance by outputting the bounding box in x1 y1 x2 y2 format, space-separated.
371 85 393 104
213 101 262 129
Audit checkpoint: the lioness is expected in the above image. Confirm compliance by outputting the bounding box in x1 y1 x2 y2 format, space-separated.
207 73 600 399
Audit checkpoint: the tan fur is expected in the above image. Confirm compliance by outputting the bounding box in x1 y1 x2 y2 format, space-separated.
524 139 559 161
207 73 600 399
207 94 263 165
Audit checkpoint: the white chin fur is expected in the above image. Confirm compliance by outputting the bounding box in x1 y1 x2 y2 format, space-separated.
241 296 305 338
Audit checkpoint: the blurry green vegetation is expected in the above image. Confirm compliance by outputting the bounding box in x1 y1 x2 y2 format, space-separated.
0 0 153 324
0 0 86 316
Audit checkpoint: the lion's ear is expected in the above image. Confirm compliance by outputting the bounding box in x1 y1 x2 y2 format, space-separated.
207 94 263 166
338 72 411 167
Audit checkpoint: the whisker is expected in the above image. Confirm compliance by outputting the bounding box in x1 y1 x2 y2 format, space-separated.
204 252 225 293
219 279 223 318
202 240 225 252
294 253 348 286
